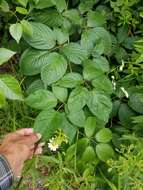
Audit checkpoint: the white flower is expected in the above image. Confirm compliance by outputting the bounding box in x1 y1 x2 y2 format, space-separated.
111 75 115 80
119 60 125 71
120 87 129 98
48 138 59 152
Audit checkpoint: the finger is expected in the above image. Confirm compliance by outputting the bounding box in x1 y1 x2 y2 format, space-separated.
19 133 41 147
34 147 43 155
4 128 34 142
16 128 34 136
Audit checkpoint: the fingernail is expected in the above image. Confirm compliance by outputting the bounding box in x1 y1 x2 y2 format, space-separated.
39 142 45 147
37 149 43 154
37 133 42 140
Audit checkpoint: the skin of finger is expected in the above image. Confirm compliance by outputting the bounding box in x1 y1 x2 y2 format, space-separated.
18 134 40 147
2 128 34 143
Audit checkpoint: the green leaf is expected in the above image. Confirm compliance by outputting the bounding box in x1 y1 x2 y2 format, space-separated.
83 60 103 81
68 87 89 112
16 7 28 14
67 109 86 127
20 48 50 76
56 73 83 88
82 146 96 162
35 0 54 9
41 52 67 86
0 90 6 108
93 56 110 73
23 22 56 50
34 110 63 141
54 27 69 45
77 138 90 156
84 117 96 137
79 0 97 14
60 114 76 143
61 43 88 65
21 20 33 37
118 103 136 127
129 93 143 114
34 10 63 28
87 90 112 123
0 48 16 65
81 27 111 56
25 89 57 110
92 75 113 95
52 85 68 102
52 0 67 13
95 128 112 143
87 11 106 27
17 0 28 7
96 143 114 162
9 23 23 43
63 9 82 25
26 79 44 95
0 74 23 100
0 0 9 12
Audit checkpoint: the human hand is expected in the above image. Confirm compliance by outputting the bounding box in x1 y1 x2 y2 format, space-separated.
0 128 44 176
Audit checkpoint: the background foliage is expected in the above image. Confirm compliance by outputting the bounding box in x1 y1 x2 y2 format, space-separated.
0 0 143 189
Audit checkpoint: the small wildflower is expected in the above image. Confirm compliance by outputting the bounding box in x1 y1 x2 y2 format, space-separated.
121 87 129 98
48 138 59 152
111 75 115 80
113 82 116 90
48 130 68 152
119 60 125 71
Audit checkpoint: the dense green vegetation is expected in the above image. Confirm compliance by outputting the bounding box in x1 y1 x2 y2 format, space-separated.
0 0 143 189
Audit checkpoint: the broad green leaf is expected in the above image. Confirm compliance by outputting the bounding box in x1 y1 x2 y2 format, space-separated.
87 11 106 27
52 0 67 13
81 27 111 55
16 7 28 14
93 56 110 73
79 0 99 14
82 146 96 162
0 0 9 12
56 73 83 88
0 48 16 65
84 117 96 137
21 20 33 37
81 29 97 55
118 103 136 127
83 60 104 81
77 138 90 156
63 9 82 25
20 48 50 76
68 87 89 112
67 109 86 127
95 128 112 143
54 28 69 45
9 23 22 43
61 43 88 65
26 79 44 95
0 74 23 100
34 10 64 28
87 90 112 123
34 110 64 140
35 0 54 9
129 93 143 114
41 52 67 86
96 143 114 162
0 90 6 108
60 114 76 143
23 22 56 50
25 89 57 110
17 0 28 7
52 85 68 102
92 75 113 95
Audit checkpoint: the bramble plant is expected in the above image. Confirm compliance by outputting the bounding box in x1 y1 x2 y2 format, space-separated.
0 0 143 189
